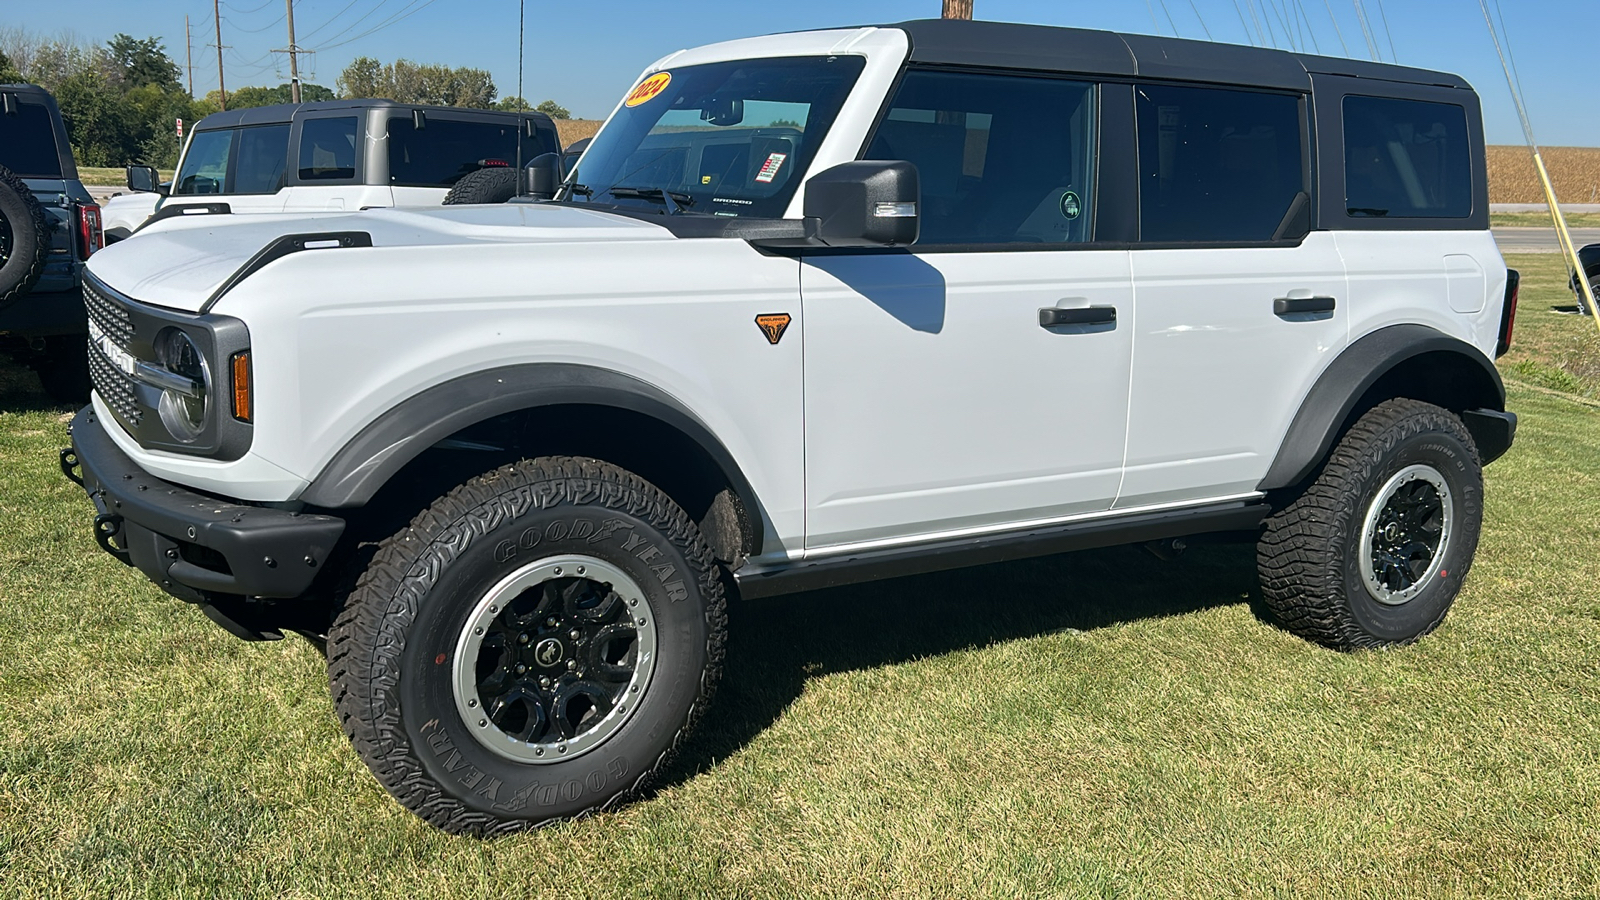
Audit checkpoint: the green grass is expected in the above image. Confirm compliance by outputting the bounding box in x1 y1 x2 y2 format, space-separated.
1491 212 1600 229
74 167 173 186
3 260 1600 897
1500 253 1600 400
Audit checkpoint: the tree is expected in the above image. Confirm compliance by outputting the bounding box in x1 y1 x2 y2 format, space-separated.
55 69 139 166
211 82 336 110
495 95 528 112
337 56 497 108
106 34 181 91
0 49 22 83
535 99 570 119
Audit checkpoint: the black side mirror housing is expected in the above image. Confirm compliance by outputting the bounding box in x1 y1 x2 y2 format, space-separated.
802 161 919 247
526 152 562 200
127 164 166 195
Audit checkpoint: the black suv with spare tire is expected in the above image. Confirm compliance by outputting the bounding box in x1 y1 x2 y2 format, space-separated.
0 83 103 401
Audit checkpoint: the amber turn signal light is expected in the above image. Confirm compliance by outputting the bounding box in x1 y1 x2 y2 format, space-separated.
231 351 252 422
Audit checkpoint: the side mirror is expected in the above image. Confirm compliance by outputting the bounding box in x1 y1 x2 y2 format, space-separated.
127 164 166 195
525 152 562 201
802 161 919 247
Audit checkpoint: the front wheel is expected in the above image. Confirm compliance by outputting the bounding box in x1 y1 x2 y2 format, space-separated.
328 457 726 834
1257 398 1484 650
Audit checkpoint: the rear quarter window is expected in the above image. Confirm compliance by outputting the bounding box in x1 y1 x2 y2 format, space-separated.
298 117 358 181
1343 95 1471 219
0 100 64 177
386 117 526 188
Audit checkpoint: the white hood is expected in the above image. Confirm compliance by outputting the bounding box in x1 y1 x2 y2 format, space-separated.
86 203 675 312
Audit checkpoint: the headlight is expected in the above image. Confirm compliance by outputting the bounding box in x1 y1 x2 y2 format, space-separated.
154 328 210 442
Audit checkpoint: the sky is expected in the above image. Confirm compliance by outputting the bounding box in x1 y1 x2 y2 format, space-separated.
3 0 1594 146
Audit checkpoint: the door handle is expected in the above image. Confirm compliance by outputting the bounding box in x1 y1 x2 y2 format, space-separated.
1039 306 1117 328
1274 296 1337 316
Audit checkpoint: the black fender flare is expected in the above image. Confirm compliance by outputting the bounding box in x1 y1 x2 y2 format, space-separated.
1258 324 1507 491
298 363 766 555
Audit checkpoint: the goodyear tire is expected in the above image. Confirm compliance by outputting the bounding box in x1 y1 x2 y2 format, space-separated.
443 166 521 205
328 456 726 835
0 163 51 311
1257 398 1484 650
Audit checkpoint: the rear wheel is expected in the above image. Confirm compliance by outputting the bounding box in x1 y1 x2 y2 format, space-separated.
328 456 726 834
1257 398 1484 650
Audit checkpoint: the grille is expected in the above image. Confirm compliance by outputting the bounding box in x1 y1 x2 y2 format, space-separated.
83 280 142 426
87 340 141 425
83 280 134 347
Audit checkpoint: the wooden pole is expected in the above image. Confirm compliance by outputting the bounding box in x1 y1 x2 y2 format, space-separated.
285 0 301 104
213 0 227 111
185 16 194 98
942 0 973 19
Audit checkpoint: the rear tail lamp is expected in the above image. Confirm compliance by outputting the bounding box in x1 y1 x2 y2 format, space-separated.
78 202 103 259
231 351 252 423
1496 269 1520 358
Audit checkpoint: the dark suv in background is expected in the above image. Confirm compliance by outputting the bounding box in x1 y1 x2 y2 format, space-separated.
0 84 103 400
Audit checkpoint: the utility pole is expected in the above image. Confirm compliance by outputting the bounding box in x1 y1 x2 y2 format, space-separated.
212 0 228 110
277 0 302 104
942 0 973 19
185 16 194 98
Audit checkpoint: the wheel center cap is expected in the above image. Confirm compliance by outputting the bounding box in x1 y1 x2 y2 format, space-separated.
1383 522 1400 542
534 637 564 667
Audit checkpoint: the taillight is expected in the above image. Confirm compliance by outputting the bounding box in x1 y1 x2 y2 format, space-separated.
1496 269 1520 358
78 203 103 259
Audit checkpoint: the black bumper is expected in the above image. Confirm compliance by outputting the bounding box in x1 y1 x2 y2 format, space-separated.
63 406 344 603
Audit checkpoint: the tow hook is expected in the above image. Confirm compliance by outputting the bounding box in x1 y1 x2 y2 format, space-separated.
59 448 83 486
93 513 132 564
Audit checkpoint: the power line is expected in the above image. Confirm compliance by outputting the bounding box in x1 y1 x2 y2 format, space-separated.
1293 0 1321 54
297 0 362 43
310 0 405 49
1156 0 1182 37
1229 0 1257 45
223 0 276 13
1372 0 1398 63
1186 0 1214 40
1144 0 1164 34
1321 0 1351 55
1351 0 1381 61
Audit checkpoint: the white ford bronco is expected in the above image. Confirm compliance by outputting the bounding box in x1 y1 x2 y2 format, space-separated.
63 19 1519 834
102 99 561 242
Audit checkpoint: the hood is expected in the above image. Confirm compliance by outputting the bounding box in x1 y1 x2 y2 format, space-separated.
85 203 675 312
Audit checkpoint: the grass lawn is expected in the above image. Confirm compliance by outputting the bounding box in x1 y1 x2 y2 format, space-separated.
74 167 173 187
1491 212 1600 229
2 258 1598 897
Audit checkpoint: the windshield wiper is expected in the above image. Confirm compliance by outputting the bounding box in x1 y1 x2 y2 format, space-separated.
604 186 695 215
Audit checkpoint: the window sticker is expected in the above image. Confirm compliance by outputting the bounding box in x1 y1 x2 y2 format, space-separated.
1060 190 1082 220
625 72 672 108
755 152 788 184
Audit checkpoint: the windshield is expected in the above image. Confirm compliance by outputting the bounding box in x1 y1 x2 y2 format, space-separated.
567 55 865 218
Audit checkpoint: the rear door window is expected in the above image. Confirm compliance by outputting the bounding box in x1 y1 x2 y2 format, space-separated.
174 129 234 195
232 124 290 194
298 116 358 181
1343 95 1471 219
1136 84 1306 242
387 117 526 187
863 69 1097 245
0 99 64 177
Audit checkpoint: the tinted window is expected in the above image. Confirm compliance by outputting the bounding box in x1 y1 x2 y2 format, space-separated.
0 100 64 177
1137 84 1305 242
387 117 525 188
233 124 290 194
1344 96 1471 219
174 129 234 195
570 56 864 218
298 117 357 181
866 70 1096 245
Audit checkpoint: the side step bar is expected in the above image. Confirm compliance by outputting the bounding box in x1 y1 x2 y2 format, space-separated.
734 500 1269 600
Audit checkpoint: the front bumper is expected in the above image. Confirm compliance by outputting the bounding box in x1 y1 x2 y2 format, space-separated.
63 406 344 605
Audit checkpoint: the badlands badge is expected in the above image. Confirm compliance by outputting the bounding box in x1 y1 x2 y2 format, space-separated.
755 313 791 345
625 72 672 107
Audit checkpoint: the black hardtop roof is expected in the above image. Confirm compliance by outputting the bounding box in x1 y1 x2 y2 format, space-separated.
887 19 1472 92
192 98 552 131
